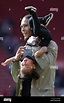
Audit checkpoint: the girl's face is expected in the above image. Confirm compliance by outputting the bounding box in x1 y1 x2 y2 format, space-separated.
20 17 32 40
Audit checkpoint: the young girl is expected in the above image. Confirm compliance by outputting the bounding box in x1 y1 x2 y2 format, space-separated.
25 6 53 45
25 6 53 57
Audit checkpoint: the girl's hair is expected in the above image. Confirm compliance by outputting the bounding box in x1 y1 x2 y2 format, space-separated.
22 14 33 33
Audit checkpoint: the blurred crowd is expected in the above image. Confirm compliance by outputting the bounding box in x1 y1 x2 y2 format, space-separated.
0 19 24 96
0 19 24 56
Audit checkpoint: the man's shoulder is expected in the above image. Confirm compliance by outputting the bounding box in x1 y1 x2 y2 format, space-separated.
48 40 58 49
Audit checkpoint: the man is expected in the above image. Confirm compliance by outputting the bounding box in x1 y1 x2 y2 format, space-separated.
1 8 58 96
11 6 58 96
19 55 37 96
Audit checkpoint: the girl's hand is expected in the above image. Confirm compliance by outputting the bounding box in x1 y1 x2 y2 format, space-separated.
15 46 25 60
1 60 9 66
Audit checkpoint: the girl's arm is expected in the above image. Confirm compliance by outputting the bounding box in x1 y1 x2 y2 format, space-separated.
25 6 52 42
34 46 47 58
1 46 25 66
1 56 15 66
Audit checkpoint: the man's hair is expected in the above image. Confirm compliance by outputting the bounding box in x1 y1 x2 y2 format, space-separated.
26 55 36 64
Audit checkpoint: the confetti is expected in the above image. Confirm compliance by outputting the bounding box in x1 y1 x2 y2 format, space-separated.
0 37 3 41
61 36 64 40
9 8 11 11
9 47 11 49
53 28 56 30
9 85 11 88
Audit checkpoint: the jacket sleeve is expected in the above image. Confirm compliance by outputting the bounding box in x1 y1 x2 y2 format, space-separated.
11 61 20 83
32 40 58 69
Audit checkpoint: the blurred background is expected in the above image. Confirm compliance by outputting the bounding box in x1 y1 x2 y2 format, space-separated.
0 0 64 96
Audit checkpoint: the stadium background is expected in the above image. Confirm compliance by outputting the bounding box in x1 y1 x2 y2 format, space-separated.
0 0 64 96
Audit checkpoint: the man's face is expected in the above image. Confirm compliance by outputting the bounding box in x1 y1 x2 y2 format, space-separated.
20 17 32 40
20 57 35 74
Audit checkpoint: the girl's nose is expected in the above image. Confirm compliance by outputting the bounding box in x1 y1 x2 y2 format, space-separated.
22 26 25 31
23 58 27 63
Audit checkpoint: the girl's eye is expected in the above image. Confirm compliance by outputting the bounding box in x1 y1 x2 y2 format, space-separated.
20 24 28 28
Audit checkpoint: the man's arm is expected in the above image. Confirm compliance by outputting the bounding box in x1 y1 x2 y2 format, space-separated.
11 61 20 83
32 40 58 69
11 46 25 83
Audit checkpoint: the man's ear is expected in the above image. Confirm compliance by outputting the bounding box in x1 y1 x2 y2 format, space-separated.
33 64 36 69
